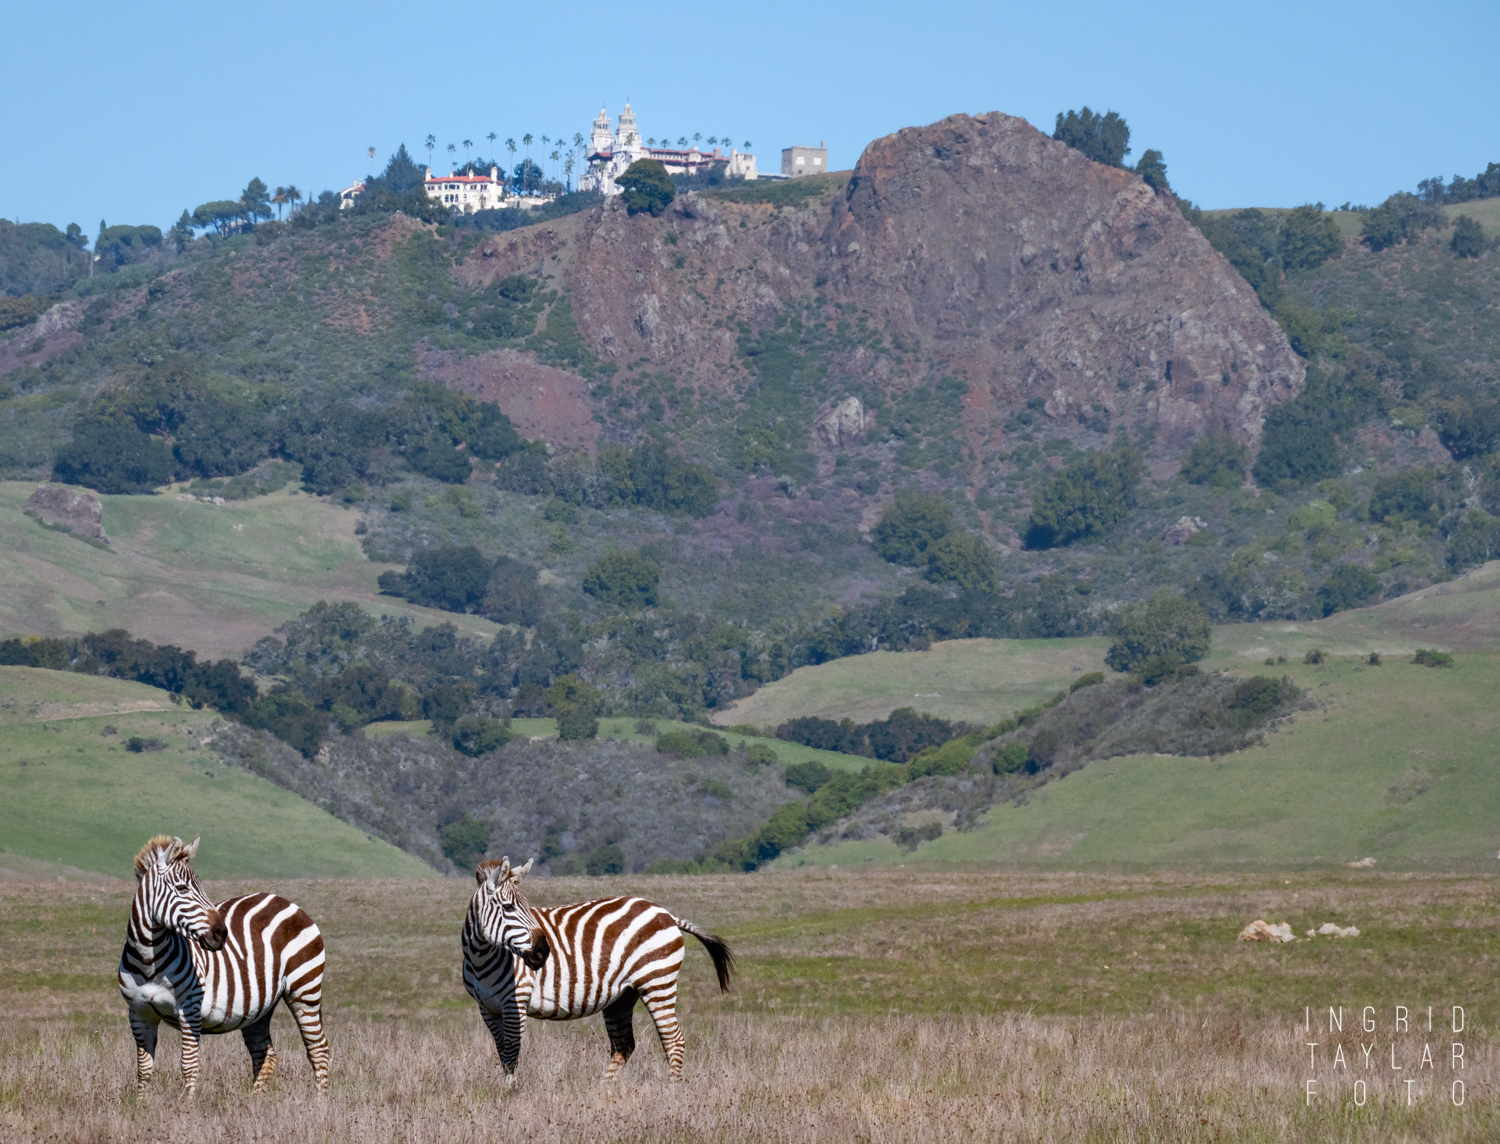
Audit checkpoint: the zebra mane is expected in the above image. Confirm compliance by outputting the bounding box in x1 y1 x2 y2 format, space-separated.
133 835 192 879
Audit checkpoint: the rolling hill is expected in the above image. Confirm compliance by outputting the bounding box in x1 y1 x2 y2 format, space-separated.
0 666 434 879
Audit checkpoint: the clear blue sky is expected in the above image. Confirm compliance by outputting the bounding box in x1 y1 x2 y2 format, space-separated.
5 0 1498 233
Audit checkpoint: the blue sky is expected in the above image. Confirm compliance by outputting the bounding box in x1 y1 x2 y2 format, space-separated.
5 0 1498 233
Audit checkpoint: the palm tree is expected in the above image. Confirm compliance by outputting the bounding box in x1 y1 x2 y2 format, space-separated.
273 186 288 219
425 134 436 171
446 142 456 172
564 154 574 192
550 150 560 186
462 138 473 168
743 140 752 150
522 133 533 163
283 185 302 215
367 146 376 175
487 132 497 163
677 136 687 147
706 136 717 148
506 139 517 195
693 132 702 149
646 137 656 147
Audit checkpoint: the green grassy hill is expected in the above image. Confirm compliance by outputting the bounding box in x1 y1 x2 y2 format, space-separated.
0 480 499 656
778 649 1500 871
712 561 1500 730
0 666 434 879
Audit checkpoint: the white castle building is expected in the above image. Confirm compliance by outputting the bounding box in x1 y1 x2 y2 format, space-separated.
579 104 757 196
339 167 554 213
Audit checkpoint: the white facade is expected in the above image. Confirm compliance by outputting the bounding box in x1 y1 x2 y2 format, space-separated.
782 143 829 177
580 104 758 196
424 168 505 213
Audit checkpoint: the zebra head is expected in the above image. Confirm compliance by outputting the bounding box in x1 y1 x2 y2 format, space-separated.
473 857 549 970
132 835 228 951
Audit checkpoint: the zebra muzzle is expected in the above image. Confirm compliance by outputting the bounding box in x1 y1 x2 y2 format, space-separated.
203 912 228 951
521 931 550 970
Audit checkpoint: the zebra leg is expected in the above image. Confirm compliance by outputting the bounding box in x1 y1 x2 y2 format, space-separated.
601 988 638 1081
480 1005 523 1088
241 1012 278 1091
128 1011 158 1095
179 1018 204 1096
287 995 331 1094
640 985 686 1081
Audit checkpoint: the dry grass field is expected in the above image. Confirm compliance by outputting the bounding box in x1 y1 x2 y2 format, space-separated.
2 868 1496 1141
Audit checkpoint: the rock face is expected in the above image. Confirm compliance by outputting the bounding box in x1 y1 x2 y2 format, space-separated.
26 484 107 542
447 111 1303 470
822 114 1304 456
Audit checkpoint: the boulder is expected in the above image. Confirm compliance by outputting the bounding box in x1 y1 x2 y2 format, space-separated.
1238 919 1295 943
1164 516 1208 546
25 484 107 543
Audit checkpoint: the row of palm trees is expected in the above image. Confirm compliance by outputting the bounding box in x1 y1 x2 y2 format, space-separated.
417 132 586 194
646 133 752 152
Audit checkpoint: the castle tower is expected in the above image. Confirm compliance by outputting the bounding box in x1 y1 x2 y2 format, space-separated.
615 102 639 151
590 107 613 154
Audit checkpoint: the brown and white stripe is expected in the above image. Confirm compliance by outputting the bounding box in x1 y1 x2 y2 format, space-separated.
463 857 734 1083
117 835 330 1095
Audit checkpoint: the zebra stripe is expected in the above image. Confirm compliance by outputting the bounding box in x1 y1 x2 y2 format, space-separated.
463 857 734 1083
117 835 330 1095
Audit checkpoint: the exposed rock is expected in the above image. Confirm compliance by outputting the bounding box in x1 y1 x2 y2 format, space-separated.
815 396 868 451
33 300 85 339
1346 856 1377 868
456 111 1303 476
25 484 107 542
418 345 600 454
1164 516 1209 546
1238 919 1295 943
1314 922 1361 938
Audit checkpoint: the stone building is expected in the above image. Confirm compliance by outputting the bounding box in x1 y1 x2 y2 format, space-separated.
580 104 758 196
782 143 828 177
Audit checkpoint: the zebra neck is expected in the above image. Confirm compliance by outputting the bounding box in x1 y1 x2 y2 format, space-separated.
123 911 195 979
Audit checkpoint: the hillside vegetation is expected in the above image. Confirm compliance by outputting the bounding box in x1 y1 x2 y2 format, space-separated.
780 650 1500 870
0 666 433 878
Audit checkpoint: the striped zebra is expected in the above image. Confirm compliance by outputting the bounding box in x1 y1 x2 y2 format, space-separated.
462 857 735 1084
117 835 330 1095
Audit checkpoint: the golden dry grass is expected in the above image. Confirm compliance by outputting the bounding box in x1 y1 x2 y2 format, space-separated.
2 870 1496 1141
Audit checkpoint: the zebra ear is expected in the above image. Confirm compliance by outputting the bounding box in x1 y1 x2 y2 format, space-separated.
515 858 535 882
181 835 201 861
495 857 511 884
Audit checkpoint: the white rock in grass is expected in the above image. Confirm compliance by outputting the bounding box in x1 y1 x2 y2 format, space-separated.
1238 919 1295 943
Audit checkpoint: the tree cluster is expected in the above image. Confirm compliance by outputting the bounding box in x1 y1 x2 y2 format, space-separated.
1025 446 1143 549
872 490 997 589
378 544 543 625
773 707 972 764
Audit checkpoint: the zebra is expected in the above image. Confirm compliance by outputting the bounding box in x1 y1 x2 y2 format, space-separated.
462 856 735 1084
117 835 330 1095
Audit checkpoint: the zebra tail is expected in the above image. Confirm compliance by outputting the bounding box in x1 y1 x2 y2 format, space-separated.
676 917 736 993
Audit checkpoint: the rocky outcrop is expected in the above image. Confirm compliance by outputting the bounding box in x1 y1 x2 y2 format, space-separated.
448 111 1303 471
25 484 107 542
822 113 1303 456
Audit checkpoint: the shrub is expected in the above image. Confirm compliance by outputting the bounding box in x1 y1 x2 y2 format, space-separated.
633 719 658 735
1367 469 1438 526
1105 592 1211 674
1025 447 1143 549
1413 648 1454 668
466 403 523 460
407 442 472 484
617 160 674 217
783 760 834 795
385 545 493 613
746 743 779 768
557 707 600 740
439 814 491 869
53 420 174 494
923 532 997 590
991 740 1029 774
584 843 626 875
1368 651 1382 666
1279 204 1344 272
125 737 167 753
1361 192 1443 251
582 551 660 610
655 729 727 757
727 723 760 736
871 491 955 566
1303 648 1325 664
1316 564 1379 616
451 716 510 757
597 443 718 517
1450 215 1490 259
1070 671 1105 692
482 556 543 626
1180 435 1249 489
894 822 943 851
1226 675 1300 716
1447 512 1500 571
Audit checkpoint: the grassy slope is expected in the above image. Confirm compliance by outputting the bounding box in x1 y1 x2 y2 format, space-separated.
0 480 499 657
783 650 1500 870
713 561 1500 731
710 637 1112 728
368 716 873 773
0 666 434 880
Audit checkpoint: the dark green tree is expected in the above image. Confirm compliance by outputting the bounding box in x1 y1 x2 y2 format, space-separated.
1105 592 1212 676
1134 149 1169 192
872 491 955 566
1179 434 1248 489
1367 468 1438 526
1360 192 1443 251
1025 447 1143 549
482 556 543 626
923 531 997 590
439 815 491 869
582 551 660 609
382 545 493 612
1451 215 1489 259
1316 564 1379 616
617 159 675 216
1279 204 1343 272
52 420 174 494
240 178 272 227
1053 108 1131 166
